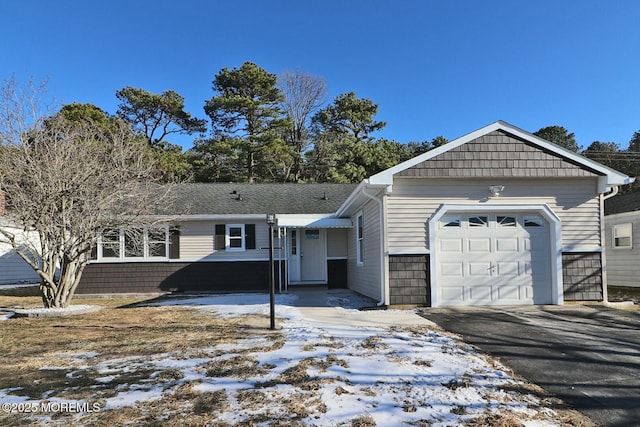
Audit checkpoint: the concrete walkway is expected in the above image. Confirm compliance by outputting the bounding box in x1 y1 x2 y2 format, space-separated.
286 287 435 327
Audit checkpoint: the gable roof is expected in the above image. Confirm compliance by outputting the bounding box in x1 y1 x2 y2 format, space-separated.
604 191 640 216
369 121 633 187
172 183 358 216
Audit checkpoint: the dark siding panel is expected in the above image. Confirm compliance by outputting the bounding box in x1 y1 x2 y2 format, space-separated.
77 261 270 294
169 227 180 259
389 255 430 306
214 224 225 250
328 259 348 289
245 224 256 250
562 252 603 301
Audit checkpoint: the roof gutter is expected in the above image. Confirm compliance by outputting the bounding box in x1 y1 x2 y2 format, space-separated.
362 185 387 307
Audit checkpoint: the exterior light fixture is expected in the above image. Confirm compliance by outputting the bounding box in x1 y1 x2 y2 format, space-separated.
489 185 505 197
266 213 276 226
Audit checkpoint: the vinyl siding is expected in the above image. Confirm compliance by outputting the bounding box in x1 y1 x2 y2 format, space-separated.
327 228 348 258
0 222 40 284
0 251 40 284
387 177 601 253
605 212 640 288
179 220 274 261
347 198 382 300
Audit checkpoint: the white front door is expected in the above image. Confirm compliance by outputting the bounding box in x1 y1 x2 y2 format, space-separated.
436 213 552 306
292 228 327 283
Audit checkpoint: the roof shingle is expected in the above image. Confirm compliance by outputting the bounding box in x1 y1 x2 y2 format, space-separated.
605 190 640 216
171 183 358 215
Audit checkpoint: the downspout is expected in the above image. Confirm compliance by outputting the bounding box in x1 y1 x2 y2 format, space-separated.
602 185 619 201
600 185 619 304
362 186 387 307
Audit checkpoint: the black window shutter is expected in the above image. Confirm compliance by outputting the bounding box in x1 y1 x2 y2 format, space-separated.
214 224 226 250
245 224 256 249
169 226 180 259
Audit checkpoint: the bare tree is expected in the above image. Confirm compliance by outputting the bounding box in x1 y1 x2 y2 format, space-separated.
278 71 327 181
0 78 172 308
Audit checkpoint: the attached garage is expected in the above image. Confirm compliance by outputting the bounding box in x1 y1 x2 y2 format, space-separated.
330 121 634 307
428 204 563 308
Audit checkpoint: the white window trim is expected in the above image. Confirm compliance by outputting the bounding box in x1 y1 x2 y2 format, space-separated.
356 212 364 266
146 226 171 259
613 223 633 249
97 226 170 261
225 224 245 252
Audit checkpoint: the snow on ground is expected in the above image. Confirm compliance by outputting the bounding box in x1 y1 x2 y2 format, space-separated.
0 283 39 289
149 293 561 425
0 292 564 425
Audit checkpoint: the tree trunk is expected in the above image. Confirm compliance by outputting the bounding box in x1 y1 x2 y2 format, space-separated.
39 256 86 308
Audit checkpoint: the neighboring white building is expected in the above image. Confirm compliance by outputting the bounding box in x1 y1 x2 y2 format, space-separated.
0 218 40 285
604 191 640 288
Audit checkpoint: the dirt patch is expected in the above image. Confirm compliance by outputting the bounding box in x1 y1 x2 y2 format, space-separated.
608 286 640 310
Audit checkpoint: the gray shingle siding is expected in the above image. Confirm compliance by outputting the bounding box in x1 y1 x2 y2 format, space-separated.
389 255 430 306
397 130 601 179
562 252 603 301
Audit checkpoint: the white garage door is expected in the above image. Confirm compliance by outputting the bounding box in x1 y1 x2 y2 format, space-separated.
436 213 552 306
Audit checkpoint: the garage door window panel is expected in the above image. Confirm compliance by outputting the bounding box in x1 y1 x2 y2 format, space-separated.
497 216 516 227
469 216 488 227
524 215 544 227
440 215 461 228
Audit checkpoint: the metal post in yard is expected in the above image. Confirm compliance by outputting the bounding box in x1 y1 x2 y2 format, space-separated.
266 214 276 330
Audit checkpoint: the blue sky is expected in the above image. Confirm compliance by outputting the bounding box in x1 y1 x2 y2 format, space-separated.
2 0 639 150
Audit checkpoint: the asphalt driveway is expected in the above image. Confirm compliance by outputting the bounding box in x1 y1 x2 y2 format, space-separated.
420 305 640 427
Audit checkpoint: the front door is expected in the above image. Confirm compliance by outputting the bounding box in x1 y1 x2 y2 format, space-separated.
288 228 327 284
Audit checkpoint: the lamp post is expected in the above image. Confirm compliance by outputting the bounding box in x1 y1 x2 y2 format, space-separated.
266 214 277 330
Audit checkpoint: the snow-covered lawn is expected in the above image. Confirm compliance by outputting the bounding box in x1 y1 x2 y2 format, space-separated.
0 292 583 426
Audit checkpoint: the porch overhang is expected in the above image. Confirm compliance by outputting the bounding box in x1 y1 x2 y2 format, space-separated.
276 214 352 229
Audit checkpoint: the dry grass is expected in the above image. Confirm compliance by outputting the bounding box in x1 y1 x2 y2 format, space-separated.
464 412 524 427
0 293 282 426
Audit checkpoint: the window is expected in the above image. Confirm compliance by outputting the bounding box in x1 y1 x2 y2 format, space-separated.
226 224 245 251
148 227 168 257
291 230 297 255
468 216 488 227
214 223 256 252
440 215 461 228
99 227 169 261
613 223 632 249
101 229 121 258
305 230 320 240
524 215 544 227
356 213 364 265
124 228 144 258
497 216 516 227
